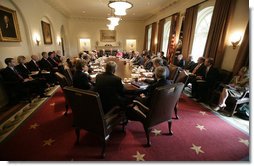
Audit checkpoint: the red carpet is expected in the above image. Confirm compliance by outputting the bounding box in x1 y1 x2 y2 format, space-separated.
0 89 249 161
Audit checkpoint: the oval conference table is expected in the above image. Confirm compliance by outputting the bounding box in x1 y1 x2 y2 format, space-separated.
90 56 154 92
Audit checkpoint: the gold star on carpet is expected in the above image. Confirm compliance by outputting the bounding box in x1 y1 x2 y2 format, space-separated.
151 128 161 136
132 151 145 161
199 111 207 116
43 138 55 146
50 103 55 106
190 144 205 155
239 138 249 146
196 124 206 131
29 123 39 129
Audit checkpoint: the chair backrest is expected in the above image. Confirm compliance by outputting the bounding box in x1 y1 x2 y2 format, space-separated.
175 70 189 87
148 83 184 127
63 68 73 86
63 86 107 137
0 69 9 109
55 72 70 88
168 64 180 83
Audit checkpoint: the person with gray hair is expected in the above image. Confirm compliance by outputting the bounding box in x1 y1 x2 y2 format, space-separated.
152 57 170 79
126 66 171 120
94 61 126 113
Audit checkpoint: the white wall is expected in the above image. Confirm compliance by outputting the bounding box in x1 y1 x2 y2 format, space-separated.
221 0 249 71
68 18 144 56
0 0 69 68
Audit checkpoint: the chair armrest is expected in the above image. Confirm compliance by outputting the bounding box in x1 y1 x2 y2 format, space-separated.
133 100 149 111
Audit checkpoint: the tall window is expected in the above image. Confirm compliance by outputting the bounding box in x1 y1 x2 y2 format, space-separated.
191 6 214 62
147 25 152 51
161 18 171 55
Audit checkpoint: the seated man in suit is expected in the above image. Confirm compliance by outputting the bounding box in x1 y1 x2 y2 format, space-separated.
94 61 126 114
132 51 144 66
39 52 53 71
174 54 185 68
192 58 219 102
184 55 196 72
73 60 92 90
26 55 41 72
2 58 49 99
126 66 171 120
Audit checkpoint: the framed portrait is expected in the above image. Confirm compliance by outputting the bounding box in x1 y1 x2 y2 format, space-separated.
41 21 52 44
0 5 21 42
100 30 116 42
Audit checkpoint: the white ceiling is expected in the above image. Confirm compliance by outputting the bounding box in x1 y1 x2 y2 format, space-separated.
44 0 180 21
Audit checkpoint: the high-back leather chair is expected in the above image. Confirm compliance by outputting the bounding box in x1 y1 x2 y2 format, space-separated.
55 72 71 115
63 68 73 86
63 86 126 158
168 64 180 83
175 70 189 87
131 83 184 146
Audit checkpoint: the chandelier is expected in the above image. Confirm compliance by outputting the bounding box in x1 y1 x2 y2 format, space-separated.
108 0 133 16
107 15 120 26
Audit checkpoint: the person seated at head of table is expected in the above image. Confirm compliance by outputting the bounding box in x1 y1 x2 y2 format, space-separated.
94 61 127 114
126 66 171 120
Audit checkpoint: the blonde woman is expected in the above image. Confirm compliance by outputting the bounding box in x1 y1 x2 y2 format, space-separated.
214 66 249 111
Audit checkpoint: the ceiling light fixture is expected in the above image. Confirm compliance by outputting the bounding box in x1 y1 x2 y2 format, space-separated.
107 15 120 26
108 0 133 16
107 24 115 30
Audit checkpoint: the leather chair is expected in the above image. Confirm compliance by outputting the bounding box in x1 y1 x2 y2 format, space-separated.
129 83 184 146
55 72 70 115
63 68 73 86
225 88 249 117
168 64 180 83
175 70 189 87
63 86 126 158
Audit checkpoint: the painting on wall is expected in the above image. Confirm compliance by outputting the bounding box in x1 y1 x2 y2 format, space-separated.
41 21 52 44
100 30 116 42
0 5 21 42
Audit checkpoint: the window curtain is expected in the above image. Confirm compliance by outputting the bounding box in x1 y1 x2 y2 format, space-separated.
150 22 157 53
203 0 236 68
181 5 198 60
143 25 149 50
157 19 165 52
167 13 180 63
232 22 249 75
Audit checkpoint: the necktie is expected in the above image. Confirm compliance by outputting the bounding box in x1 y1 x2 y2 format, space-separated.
14 69 23 80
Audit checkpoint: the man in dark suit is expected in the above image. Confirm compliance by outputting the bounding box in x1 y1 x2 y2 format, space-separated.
39 52 53 71
94 61 126 113
184 55 197 72
73 61 92 90
26 55 41 72
194 58 219 102
126 66 171 121
2 58 48 99
132 51 144 66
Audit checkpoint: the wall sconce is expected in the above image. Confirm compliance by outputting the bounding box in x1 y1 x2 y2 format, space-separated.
36 38 40 46
231 38 241 49
230 32 242 49
58 41 61 46
57 37 61 46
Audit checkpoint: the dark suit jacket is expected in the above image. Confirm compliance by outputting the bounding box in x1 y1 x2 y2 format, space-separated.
133 56 144 66
195 63 206 78
204 66 219 87
39 58 53 71
184 61 196 72
73 71 91 90
26 60 41 71
48 57 58 68
15 64 31 79
1 67 23 84
95 72 125 113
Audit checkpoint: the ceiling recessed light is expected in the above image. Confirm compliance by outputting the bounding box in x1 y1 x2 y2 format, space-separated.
82 11 86 13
